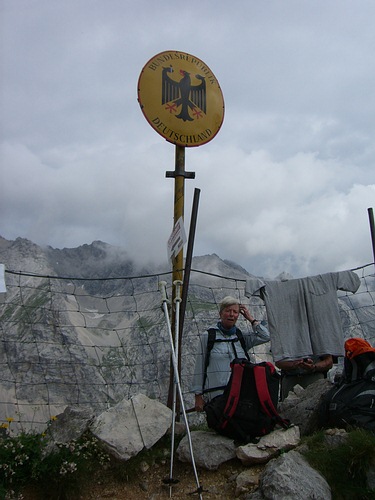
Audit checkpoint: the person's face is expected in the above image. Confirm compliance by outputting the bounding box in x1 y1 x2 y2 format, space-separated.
220 304 240 330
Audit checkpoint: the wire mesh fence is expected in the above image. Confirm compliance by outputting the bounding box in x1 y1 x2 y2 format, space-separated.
0 263 374 432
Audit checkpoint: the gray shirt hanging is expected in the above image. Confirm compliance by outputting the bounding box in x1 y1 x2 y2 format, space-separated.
245 271 361 361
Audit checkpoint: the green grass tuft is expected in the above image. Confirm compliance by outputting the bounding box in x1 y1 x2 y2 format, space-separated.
303 428 375 499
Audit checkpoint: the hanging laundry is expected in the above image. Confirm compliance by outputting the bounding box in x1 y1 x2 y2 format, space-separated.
245 271 361 361
0 264 6 293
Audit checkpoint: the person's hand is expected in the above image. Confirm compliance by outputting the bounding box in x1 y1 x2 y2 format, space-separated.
239 304 256 323
300 358 316 371
195 394 205 412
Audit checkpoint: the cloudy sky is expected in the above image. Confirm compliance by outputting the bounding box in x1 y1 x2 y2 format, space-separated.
1 0 375 278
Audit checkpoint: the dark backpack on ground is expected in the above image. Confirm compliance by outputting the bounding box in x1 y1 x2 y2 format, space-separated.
204 357 290 443
342 337 375 383
319 338 375 432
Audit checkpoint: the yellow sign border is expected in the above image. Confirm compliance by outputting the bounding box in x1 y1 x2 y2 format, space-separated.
137 50 225 147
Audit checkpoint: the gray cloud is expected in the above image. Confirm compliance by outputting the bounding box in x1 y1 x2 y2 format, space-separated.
1 0 375 278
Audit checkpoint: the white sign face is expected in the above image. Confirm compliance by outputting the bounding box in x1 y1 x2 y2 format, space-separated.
167 217 187 261
0 264 6 293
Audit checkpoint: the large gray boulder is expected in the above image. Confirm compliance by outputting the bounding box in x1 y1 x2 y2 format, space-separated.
43 406 95 454
236 425 300 465
278 378 333 435
90 393 172 460
177 426 301 471
177 430 237 470
251 450 332 499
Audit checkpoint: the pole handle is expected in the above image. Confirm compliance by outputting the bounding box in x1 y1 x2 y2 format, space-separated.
173 280 183 303
159 281 169 303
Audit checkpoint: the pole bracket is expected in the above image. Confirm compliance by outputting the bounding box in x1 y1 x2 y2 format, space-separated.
166 169 195 179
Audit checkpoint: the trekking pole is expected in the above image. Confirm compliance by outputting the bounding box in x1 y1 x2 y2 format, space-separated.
168 279 183 497
159 281 203 499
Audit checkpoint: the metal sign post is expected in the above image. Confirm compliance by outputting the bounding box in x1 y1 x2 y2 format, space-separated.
166 145 194 292
137 50 225 407
165 145 195 408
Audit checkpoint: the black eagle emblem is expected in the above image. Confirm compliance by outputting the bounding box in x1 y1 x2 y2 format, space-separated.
162 66 206 122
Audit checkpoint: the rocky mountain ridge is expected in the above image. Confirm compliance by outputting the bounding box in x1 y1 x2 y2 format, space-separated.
1 236 255 278
0 236 371 434
0 236 261 432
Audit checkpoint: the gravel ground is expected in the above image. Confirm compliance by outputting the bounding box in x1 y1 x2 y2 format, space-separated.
78 459 256 499
21 460 261 499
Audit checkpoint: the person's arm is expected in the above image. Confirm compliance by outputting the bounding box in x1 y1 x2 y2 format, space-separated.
252 322 270 344
239 305 270 346
298 355 333 373
194 394 205 412
309 355 333 373
191 333 208 411
275 359 304 372
277 355 333 374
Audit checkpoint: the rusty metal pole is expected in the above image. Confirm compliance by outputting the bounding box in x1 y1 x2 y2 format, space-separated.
172 146 186 286
166 145 195 408
368 207 375 264
179 188 201 344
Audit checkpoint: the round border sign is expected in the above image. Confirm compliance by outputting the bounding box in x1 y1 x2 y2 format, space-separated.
137 50 225 147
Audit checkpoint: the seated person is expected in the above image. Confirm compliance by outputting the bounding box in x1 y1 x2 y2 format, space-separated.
191 296 270 412
276 354 333 401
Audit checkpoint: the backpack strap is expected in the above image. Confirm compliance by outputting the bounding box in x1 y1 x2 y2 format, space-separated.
364 360 375 380
351 358 359 382
202 327 250 394
235 329 251 362
220 360 245 429
253 364 290 429
202 328 217 393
